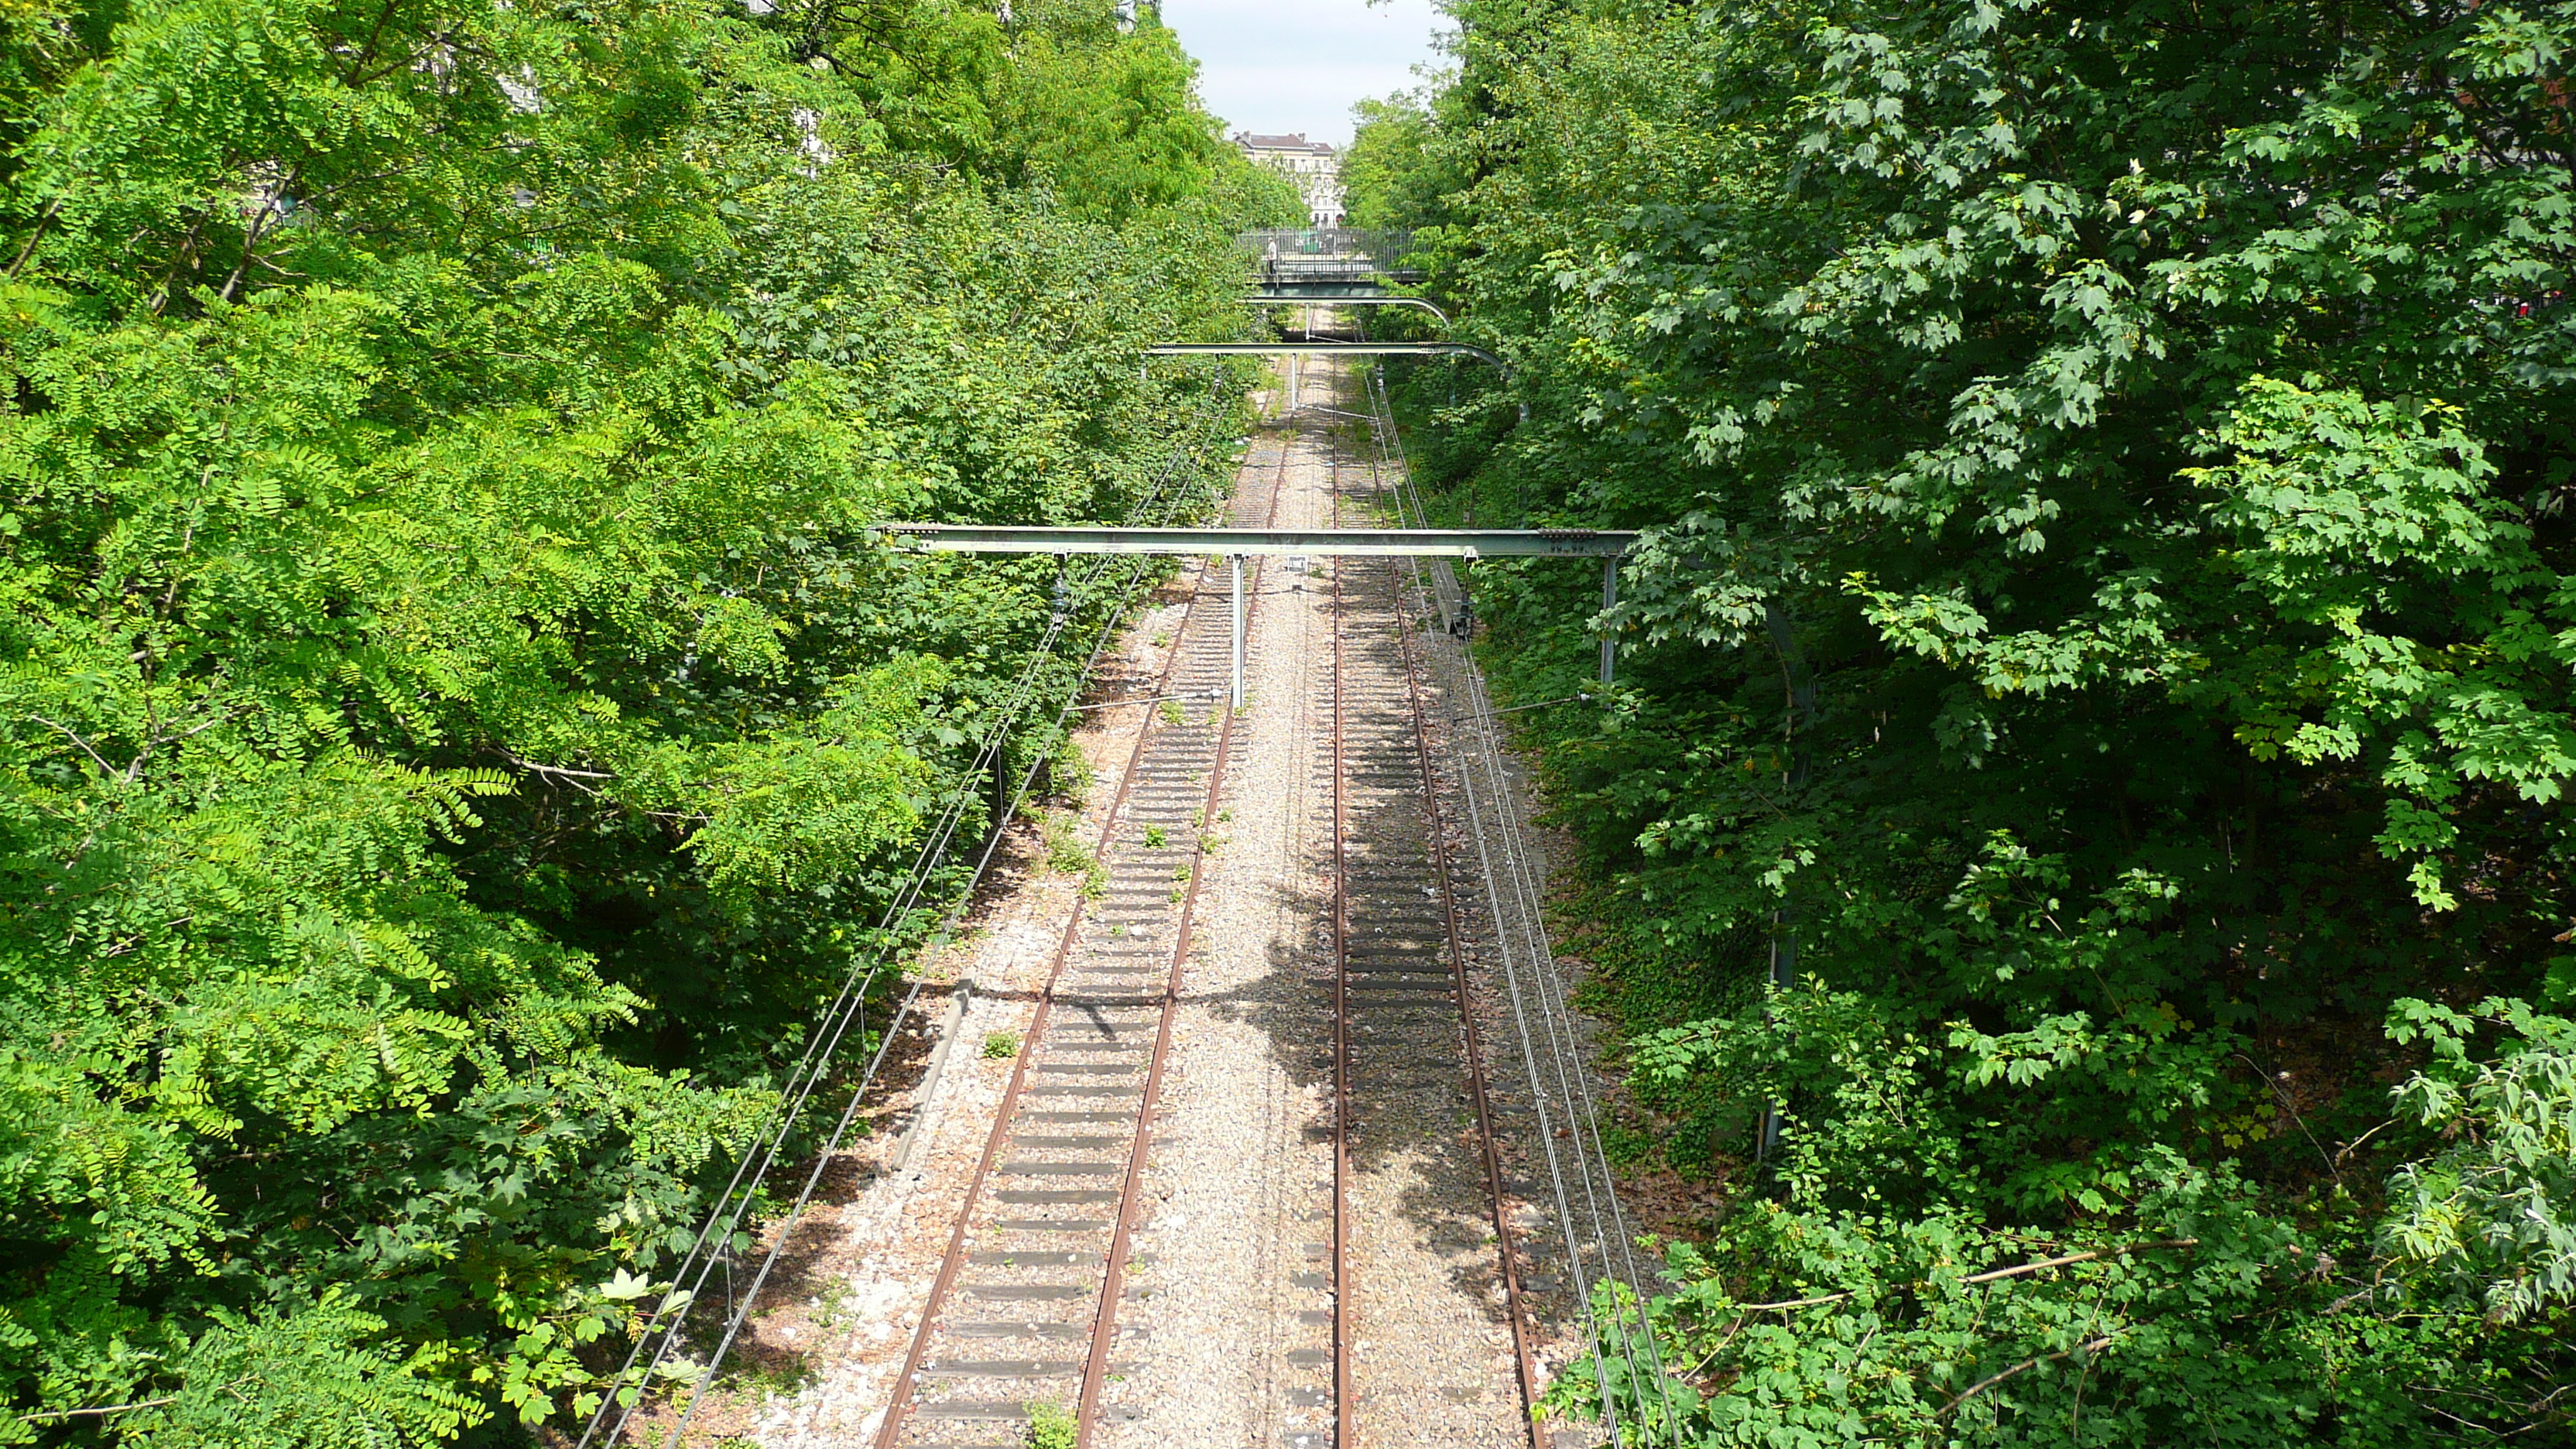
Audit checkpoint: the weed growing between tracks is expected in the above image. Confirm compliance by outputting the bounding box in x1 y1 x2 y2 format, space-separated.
1024 1401 1079 1449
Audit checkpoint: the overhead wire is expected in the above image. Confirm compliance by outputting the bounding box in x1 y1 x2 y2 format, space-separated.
663 402 1246 1440
579 369 1243 1446
1341 380 1622 1437
597 389 1235 1441
1382 372 1686 1441
1359 365 1684 1444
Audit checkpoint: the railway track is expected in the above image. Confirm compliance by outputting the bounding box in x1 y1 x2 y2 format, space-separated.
1317 412 1541 1449
875 359 1548 1449
872 432 1289 1449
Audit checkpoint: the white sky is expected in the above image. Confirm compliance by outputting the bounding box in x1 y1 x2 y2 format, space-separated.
1162 0 1450 148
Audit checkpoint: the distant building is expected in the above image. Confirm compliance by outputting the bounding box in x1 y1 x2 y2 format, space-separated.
1234 132 1343 228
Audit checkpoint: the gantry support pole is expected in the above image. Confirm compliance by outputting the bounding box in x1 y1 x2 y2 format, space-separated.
1230 554 1245 711
1598 557 1618 687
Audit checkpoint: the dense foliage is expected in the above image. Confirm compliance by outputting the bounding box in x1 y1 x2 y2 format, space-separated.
0 0 1290 1438
1350 0 2576 1440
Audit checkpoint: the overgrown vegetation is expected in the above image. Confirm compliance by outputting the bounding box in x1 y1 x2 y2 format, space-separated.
1351 0 2576 1440
0 0 1294 1437
1023 1399 1077 1449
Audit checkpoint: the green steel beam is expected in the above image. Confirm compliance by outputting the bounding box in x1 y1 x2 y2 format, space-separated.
875 525 1635 559
1255 262 1426 283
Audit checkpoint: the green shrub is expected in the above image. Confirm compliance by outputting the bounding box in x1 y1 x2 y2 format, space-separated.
1025 1401 1077 1449
1046 814 1099 877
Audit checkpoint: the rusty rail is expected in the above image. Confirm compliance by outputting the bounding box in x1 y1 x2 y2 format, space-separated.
869 547 1208 1449
1351 368 1547 1446
874 438 1290 1449
1073 426 1291 1445
1391 519 1545 1439
1328 452 1357 1449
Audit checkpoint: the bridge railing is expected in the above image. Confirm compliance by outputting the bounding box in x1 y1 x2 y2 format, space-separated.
1238 227 1414 261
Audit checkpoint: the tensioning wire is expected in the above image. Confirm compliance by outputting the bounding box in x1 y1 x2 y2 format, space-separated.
580 375 1238 1445
659 392 1250 1440
1363 368 1683 1444
1372 367 1683 1442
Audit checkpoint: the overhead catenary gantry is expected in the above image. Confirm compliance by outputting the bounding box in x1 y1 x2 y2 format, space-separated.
1247 290 1452 324
878 523 1635 710
1253 257 1427 286
879 525 1630 557
1246 279 1429 300
1146 341 1506 372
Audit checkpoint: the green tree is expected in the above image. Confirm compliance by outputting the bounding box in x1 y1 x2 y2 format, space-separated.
0 0 1263 1437
1338 91 1447 235
1368 0 2576 1439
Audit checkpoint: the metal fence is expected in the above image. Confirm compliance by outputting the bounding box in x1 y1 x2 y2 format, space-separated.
1238 227 1414 261
1255 258 1390 283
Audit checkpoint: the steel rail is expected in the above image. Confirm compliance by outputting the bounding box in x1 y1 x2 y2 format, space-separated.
1381 480 1546 1443
1327 447 1356 1449
1370 358 1690 1434
866 512 1223 1449
1453 660 1665 1444
1361 366 1680 1441
1315 341 1540 1447
1430 526 1685 1437
1071 413 1293 1447
1390 550 1625 1446
872 433 1287 1449
1346 359 1544 1439
581 382 1239 1449
680 440 1241 1441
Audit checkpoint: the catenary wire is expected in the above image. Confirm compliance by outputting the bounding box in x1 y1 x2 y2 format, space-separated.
1372 371 1684 1442
664 405 1247 1440
1362 366 1683 1442
579 372 1240 1445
